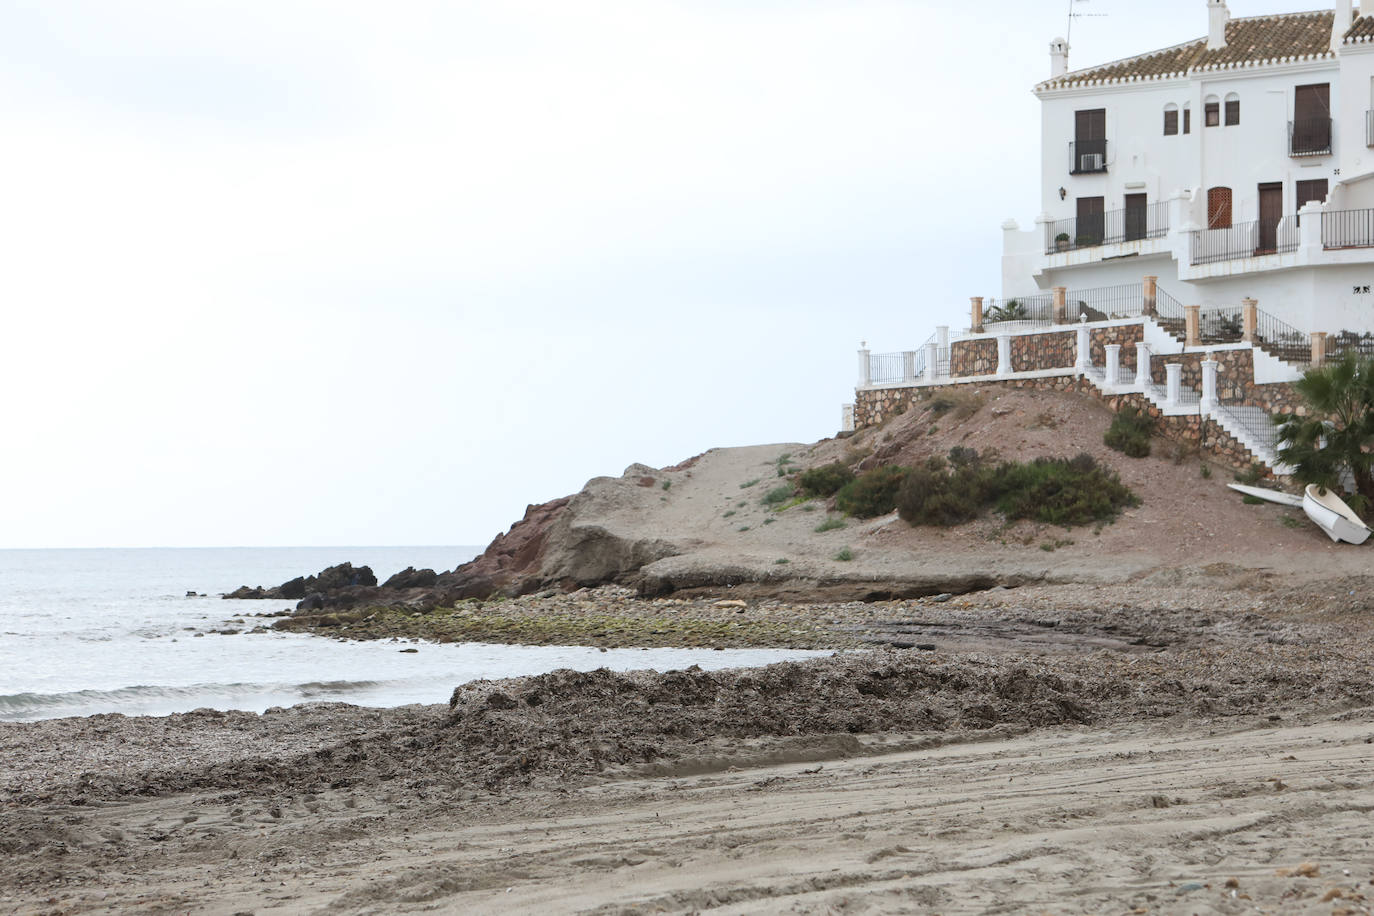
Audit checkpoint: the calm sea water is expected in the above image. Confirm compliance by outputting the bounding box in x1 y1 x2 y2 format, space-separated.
0 547 826 721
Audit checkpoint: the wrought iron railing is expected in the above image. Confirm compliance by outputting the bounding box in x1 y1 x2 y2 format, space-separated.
1289 118 1332 157
935 346 951 377
1214 402 1281 454
982 293 1054 327
1326 331 1374 361
1322 208 1374 249
1066 283 1144 321
1153 285 1186 321
1198 306 1243 344
1068 139 1107 174
1254 309 1310 365
1189 217 1299 265
1043 202 1169 254
867 352 905 386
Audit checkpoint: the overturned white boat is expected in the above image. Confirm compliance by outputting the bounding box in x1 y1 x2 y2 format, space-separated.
1302 485 1372 545
1227 483 1303 508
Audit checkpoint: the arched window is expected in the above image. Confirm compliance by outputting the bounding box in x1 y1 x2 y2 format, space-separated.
1224 92 1240 126
1205 94 1220 127
1164 103 1179 136
1183 102 1192 134
1208 187 1233 229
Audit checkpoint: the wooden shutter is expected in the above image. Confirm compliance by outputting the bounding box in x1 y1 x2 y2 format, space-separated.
1075 109 1105 141
1183 108 1191 133
1225 99 1240 125
1257 183 1283 253
1207 187 1232 229
1296 179 1328 208
1295 83 1331 120
1164 109 1178 135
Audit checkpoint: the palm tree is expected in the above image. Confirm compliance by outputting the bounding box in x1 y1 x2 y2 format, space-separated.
1274 353 1374 513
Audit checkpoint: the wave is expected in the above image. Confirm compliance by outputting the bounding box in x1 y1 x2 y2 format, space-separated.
0 679 388 721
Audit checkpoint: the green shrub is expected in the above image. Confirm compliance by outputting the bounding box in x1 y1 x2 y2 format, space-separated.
896 450 1137 528
1233 462 1265 485
762 484 795 506
835 465 909 518
740 478 760 489
1104 406 1155 458
833 547 854 562
813 517 846 533
798 462 855 497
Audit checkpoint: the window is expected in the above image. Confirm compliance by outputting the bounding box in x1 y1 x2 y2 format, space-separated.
1205 97 1220 127
1207 187 1233 229
1296 178 1328 208
1292 83 1332 155
1225 93 1240 126
1073 108 1107 173
1184 105 1192 134
1164 104 1179 136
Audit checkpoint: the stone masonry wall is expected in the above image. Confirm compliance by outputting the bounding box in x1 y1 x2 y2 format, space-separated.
1089 324 1144 370
1148 348 1307 416
853 375 1276 477
949 338 996 378
1010 330 1074 372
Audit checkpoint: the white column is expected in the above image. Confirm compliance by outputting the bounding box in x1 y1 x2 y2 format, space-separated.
925 341 939 382
1298 199 1322 260
1075 325 1091 368
902 350 916 383
858 347 871 387
1165 363 1182 406
1103 344 1121 390
936 325 950 348
1134 341 1151 388
841 404 855 432
996 335 1012 376
1200 357 1219 411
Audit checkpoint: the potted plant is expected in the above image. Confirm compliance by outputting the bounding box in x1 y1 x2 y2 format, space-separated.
1055 232 1070 251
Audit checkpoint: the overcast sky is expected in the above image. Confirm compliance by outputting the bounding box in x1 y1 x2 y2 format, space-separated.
0 0 1333 549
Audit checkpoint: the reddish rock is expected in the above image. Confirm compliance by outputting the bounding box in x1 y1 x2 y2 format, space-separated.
438 497 573 599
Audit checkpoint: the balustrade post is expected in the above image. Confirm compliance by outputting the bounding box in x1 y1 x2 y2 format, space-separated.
1299 200 1323 257
1052 286 1067 324
1075 324 1091 369
1103 344 1121 391
1165 363 1182 406
925 341 939 382
1143 275 1158 316
997 335 1012 376
1241 298 1258 343
858 346 871 387
841 404 855 432
1135 341 1151 388
1311 331 1328 368
902 350 916 383
970 297 984 335
1184 305 1201 347
1200 356 1219 412
936 325 950 349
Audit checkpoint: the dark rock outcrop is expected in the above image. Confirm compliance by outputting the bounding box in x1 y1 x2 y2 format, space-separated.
382 567 439 589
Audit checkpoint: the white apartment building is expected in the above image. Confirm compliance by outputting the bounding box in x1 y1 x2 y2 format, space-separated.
1002 0 1374 335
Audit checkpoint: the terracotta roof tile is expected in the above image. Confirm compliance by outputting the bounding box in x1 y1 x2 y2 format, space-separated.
1037 10 1359 91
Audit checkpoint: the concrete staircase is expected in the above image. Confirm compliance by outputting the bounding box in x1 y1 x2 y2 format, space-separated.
1080 361 1289 474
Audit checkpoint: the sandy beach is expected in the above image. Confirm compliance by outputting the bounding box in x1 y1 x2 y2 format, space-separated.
6 577 1374 915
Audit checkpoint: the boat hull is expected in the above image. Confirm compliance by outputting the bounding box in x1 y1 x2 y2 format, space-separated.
1302 486 1372 545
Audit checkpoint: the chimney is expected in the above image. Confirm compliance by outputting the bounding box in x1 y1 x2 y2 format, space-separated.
1050 37 1070 78
1208 0 1229 51
1334 0 1354 51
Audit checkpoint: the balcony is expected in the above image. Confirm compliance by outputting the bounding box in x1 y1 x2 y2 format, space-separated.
1068 139 1107 174
1289 118 1332 157
1044 201 1168 255
1189 217 1299 265
1322 208 1374 249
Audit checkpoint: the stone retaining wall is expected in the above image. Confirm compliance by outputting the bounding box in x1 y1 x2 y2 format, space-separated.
949 338 997 378
853 375 1275 477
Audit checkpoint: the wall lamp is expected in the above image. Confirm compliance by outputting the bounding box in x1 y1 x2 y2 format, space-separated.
1058 187 1067 200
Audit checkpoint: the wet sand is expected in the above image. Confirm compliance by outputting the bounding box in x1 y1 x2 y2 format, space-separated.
6 580 1374 914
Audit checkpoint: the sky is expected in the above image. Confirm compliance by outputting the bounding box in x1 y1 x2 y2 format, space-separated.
0 0 1336 549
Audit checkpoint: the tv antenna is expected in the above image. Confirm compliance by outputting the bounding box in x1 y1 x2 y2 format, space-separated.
1066 0 1109 44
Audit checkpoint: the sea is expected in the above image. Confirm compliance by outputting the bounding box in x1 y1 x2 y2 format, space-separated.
0 547 826 722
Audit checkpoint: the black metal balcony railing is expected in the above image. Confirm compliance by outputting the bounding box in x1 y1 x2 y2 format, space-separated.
1289 117 1332 157
1189 217 1299 265
1068 139 1107 174
1043 201 1169 254
1322 208 1374 249
1366 110 1374 148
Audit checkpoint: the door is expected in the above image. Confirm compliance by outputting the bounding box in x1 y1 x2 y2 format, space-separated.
1207 187 1232 229
1074 109 1106 171
1076 196 1104 245
1257 182 1283 253
1293 83 1331 154
1124 193 1148 241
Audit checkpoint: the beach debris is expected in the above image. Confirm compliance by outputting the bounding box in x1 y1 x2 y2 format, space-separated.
1276 862 1320 878
713 599 747 608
